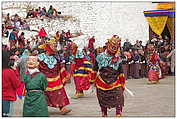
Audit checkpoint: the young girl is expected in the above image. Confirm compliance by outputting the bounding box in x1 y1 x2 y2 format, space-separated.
23 55 48 117
2 50 22 117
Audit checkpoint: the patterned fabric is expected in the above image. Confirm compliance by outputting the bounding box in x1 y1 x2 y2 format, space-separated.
97 87 124 108
73 59 93 91
38 53 57 69
45 88 70 108
106 36 121 55
147 52 161 81
96 52 122 70
147 53 160 72
95 67 125 90
21 49 30 58
38 56 70 108
85 55 91 61
148 70 159 81
39 60 60 78
75 50 84 58
39 61 69 91
95 64 125 109
69 54 76 64
145 16 168 37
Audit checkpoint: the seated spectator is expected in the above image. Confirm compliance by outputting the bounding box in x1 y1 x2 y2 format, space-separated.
26 9 34 18
12 14 20 22
157 38 164 48
53 8 59 17
4 14 14 29
21 20 30 30
47 5 54 18
40 7 47 17
33 9 40 18
59 30 67 48
4 13 11 21
133 40 139 49
150 36 159 45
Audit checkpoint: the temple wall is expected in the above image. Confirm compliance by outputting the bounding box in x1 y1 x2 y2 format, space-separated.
2 1 157 47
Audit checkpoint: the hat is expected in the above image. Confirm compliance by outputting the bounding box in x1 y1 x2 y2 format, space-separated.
38 43 55 55
46 39 56 44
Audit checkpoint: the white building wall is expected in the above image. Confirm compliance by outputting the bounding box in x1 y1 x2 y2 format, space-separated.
2 1 157 47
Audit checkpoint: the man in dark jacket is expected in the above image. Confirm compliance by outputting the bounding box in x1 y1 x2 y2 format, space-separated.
123 39 132 51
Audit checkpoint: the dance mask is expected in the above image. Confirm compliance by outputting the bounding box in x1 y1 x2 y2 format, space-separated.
147 44 155 54
27 56 39 69
70 42 78 55
106 35 121 56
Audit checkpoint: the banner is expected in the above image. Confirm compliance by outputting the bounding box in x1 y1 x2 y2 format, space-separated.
146 16 168 37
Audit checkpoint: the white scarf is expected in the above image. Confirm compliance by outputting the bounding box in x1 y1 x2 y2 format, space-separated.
28 68 40 75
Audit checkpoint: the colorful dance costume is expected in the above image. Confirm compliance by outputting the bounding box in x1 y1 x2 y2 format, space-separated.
95 35 126 117
147 45 161 84
38 42 71 114
147 44 161 84
71 50 93 98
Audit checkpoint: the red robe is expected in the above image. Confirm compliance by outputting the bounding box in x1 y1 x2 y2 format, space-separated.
73 58 93 92
39 61 70 108
148 52 161 81
38 27 47 37
88 37 95 50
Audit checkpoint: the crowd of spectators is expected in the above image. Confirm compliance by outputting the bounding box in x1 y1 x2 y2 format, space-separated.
119 35 175 80
2 4 175 81
26 5 62 19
